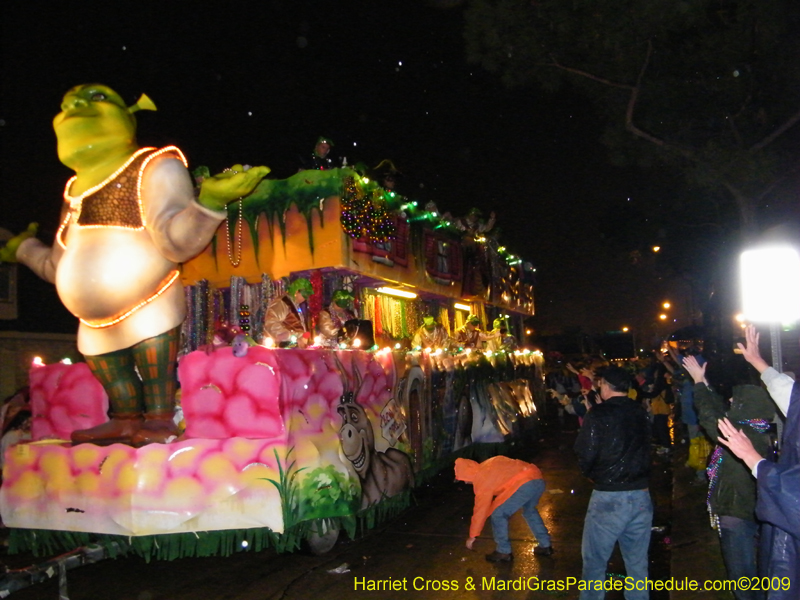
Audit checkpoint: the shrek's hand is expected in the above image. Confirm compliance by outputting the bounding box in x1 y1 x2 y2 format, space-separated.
198 164 270 212
0 222 38 263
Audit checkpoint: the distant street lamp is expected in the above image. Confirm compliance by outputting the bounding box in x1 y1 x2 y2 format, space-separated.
740 246 800 372
659 314 667 320
662 302 671 309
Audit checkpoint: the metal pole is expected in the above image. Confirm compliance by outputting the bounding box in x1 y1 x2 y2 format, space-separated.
769 322 783 374
58 560 69 600
769 322 785 451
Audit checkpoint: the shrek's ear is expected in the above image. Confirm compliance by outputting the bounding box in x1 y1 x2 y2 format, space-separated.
128 93 157 114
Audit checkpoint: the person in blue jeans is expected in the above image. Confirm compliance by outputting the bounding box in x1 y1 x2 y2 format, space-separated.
684 353 774 600
455 456 553 562
575 365 652 600
490 479 550 556
717 325 800 599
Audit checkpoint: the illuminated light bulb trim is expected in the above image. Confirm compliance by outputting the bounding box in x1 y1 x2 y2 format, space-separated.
137 147 188 227
77 223 154 234
79 270 180 328
56 212 72 250
64 147 154 210
62 147 189 237
454 303 471 311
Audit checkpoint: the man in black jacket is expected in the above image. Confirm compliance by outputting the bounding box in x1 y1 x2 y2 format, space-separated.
574 366 652 600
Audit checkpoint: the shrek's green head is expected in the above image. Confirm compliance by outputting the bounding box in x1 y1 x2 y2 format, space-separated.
53 84 140 169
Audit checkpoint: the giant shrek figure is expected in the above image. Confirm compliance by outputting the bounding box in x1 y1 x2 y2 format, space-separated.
1 84 268 446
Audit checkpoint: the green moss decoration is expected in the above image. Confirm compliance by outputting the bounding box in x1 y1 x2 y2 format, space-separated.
219 169 400 262
228 169 348 259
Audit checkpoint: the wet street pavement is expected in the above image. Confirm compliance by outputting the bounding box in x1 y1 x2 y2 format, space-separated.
2 418 713 600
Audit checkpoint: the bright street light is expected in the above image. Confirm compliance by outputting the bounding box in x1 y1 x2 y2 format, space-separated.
662 302 670 309
740 246 800 323
740 244 800 373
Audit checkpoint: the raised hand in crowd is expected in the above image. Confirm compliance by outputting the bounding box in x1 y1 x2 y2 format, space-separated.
716 417 764 471
682 355 708 385
737 325 770 374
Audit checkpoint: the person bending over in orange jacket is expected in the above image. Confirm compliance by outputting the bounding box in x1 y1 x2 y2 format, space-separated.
455 456 553 562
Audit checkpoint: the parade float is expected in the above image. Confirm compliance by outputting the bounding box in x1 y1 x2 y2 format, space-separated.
0 85 542 577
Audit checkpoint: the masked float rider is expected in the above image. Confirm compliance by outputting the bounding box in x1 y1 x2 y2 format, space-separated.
455 314 500 350
317 290 356 348
485 317 518 353
412 314 451 350
0 84 269 446
263 278 313 348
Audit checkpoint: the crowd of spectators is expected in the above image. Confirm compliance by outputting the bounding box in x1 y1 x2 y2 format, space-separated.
542 322 797 599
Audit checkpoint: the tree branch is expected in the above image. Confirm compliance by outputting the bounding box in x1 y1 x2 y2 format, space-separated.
548 43 697 160
547 56 634 91
754 162 800 202
751 106 800 151
623 42 671 149
721 180 757 233
547 42 761 232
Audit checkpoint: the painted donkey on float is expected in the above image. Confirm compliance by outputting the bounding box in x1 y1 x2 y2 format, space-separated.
335 357 414 509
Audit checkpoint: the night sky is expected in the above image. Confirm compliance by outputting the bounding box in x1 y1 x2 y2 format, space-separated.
1 0 692 339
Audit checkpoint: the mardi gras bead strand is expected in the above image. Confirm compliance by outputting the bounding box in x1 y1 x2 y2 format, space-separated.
706 418 772 533
225 199 244 267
